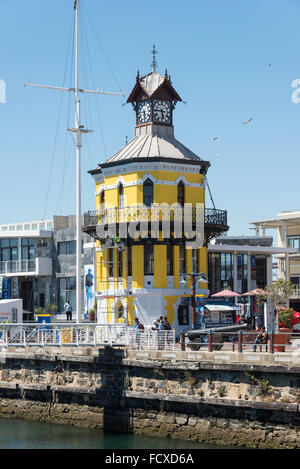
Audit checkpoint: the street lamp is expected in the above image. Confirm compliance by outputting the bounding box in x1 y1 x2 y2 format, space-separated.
181 260 208 330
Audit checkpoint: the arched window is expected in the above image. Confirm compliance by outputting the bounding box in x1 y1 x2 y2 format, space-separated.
144 244 154 275
177 181 185 207
119 183 124 208
117 304 124 320
100 191 105 215
143 178 153 207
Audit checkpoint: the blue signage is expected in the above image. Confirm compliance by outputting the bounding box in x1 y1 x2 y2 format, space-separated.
2 278 11 299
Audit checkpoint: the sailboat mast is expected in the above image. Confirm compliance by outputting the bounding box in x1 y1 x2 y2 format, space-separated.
74 0 82 324
24 1 125 324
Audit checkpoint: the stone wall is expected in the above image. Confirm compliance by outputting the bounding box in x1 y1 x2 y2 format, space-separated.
0 347 300 448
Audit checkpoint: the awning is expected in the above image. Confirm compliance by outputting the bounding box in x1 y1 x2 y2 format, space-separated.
204 304 241 312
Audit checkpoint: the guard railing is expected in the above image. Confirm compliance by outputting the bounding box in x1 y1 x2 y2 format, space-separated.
0 324 175 350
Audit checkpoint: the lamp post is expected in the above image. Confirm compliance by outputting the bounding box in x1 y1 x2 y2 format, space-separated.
180 259 208 330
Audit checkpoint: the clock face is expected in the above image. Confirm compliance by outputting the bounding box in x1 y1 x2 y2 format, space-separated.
153 100 171 124
137 101 151 124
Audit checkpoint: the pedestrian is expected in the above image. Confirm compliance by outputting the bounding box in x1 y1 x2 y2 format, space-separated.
163 315 172 347
64 301 73 321
158 317 165 350
253 327 267 352
133 317 144 349
163 316 171 330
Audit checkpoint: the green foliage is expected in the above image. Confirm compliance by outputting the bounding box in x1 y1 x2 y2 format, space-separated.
262 279 296 310
217 385 227 397
278 308 295 328
34 307 43 315
249 374 273 398
44 304 57 315
261 279 296 331
184 370 197 388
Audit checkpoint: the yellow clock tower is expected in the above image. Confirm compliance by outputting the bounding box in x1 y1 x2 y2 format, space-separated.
83 63 228 335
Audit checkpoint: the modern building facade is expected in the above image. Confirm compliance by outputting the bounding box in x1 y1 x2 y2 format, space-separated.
207 235 295 295
83 67 228 332
0 216 94 320
250 210 300 311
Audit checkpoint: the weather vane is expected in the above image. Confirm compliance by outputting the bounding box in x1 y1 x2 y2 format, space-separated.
151 45 158 73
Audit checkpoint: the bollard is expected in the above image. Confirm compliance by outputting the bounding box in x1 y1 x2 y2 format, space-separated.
208 330 213 352
238 330 243 353
180 332 186 351
269 331 274 354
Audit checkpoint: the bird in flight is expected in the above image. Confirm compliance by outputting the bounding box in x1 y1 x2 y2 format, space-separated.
211 137 218 142
242 118 253 125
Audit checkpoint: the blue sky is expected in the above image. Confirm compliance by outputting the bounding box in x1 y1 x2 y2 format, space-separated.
1 0 300 237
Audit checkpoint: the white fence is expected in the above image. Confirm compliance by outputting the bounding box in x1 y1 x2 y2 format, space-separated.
0 324 176 350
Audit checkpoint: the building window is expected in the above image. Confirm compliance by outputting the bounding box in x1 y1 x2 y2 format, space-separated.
108 248 114 277
208 252 233 294
119 184 124 208
58 277 76 313
177 181 185 207
177 181 184 207
100 191 105 211
178 305 189 325
37 239 48 248
255 255 267 289
58 240 76 255
167 245 173 275
117 249 123 277
288 236 300 250
21 238 35 260
143 178 153 207
117 304 124 320
237 254 248 293
127 245 132 276
179 245 186 274
144 245 154 275
0 239 19 262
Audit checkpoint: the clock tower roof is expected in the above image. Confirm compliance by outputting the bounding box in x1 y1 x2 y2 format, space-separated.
127 70 182 103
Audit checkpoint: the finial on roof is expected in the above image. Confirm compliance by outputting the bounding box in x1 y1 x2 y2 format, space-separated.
151 45 158 73
136 70 140 82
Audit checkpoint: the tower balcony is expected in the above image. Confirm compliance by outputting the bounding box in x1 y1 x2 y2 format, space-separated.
82 206 228 244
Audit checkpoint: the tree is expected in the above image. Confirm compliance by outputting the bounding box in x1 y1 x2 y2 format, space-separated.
261 279 296 331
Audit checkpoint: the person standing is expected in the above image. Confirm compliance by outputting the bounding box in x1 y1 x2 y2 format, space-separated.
64 301 73 321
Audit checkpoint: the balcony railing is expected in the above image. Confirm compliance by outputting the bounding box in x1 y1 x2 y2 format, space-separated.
0 258 52 277
290 286 300 298
83 207 228 228
82 206 228 243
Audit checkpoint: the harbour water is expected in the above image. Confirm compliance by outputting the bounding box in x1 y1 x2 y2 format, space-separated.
0 417 232 449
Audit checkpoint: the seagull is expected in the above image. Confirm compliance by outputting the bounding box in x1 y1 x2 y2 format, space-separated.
242 118 253 125
211 137 218 142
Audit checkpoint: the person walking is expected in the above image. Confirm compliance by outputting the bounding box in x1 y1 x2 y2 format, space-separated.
64 301 73 321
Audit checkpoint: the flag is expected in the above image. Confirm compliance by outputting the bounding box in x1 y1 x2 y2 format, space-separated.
74 0 77 10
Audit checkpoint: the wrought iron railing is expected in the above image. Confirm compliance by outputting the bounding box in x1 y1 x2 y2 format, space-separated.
83 207 227 228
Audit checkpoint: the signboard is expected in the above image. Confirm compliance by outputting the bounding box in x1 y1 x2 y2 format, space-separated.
61 328 72 344
1 278 11 300
84 265 95 319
